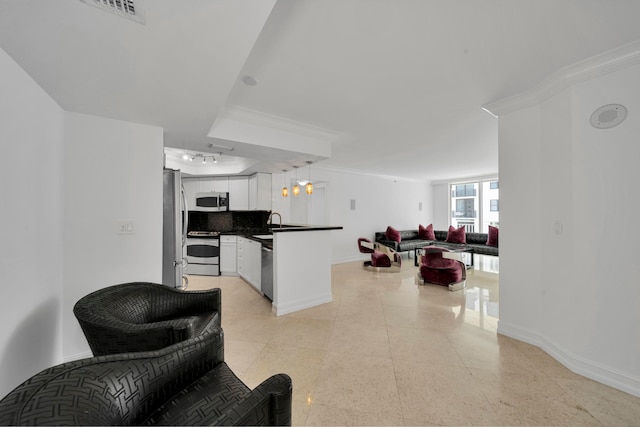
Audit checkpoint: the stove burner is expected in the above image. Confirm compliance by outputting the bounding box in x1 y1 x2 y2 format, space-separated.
187 231 220 237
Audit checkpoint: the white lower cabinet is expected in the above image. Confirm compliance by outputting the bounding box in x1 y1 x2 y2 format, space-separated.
220 235 237 275
237 237 246 279
248 240 262 291
237 236 262 292
237 237 261 291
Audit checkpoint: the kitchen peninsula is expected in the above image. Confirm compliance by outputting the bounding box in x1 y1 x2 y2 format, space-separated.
269 225 342 316
185 208 341 316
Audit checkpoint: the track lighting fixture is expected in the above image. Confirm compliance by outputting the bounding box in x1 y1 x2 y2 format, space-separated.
181 152 221 164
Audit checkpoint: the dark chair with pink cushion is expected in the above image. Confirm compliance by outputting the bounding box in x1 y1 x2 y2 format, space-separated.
358 237 390 267
357 237 375 254
417 246 466 291
371 250 392 267
357 238 400 271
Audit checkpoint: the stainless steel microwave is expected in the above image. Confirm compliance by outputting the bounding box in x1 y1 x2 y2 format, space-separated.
195 192 229 211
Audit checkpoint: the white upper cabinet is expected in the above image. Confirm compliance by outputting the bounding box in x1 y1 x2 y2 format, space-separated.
196 177 229 193
182 178 199 209
212 177 230 193
229 176 249 210
182 174 269 211
248 173 272 211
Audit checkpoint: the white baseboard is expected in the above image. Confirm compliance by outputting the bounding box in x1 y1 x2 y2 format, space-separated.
272 293 333 316
332 255 376 264
498 321 640 398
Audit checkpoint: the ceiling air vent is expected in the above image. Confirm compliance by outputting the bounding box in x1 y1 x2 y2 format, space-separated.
80 0 145 24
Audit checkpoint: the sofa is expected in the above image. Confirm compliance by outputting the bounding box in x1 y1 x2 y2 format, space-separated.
374 227 499 260
0 329 292 426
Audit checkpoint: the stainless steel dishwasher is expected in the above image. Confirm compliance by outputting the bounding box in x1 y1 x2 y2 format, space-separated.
261 247 273 300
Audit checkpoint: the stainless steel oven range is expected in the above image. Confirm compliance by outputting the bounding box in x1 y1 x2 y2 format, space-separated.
185 231 220 276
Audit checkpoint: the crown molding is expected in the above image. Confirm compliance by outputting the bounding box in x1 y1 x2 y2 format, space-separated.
483 39 640 117
313 164 427 183
430 173 499 186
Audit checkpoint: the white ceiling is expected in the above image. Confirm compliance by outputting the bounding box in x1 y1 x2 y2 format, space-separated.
2 0 640 181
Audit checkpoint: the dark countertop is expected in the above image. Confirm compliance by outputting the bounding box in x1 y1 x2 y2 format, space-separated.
269 224 343 232
217 224 342 249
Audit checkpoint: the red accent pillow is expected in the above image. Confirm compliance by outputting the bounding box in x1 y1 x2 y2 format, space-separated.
486 225 499 247
446 225 466 244
385 226 401 242
418 223 436 240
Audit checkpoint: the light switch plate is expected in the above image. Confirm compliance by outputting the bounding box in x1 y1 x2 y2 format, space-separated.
117 220 135 235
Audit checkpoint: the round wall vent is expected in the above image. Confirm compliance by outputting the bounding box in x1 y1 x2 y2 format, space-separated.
590 104 628 129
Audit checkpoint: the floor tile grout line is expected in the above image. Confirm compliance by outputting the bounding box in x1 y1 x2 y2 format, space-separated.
184 259 640 426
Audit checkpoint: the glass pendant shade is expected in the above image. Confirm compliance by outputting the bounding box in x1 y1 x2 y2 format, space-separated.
292 166 301 196
281 169 288 197
305 161 313 195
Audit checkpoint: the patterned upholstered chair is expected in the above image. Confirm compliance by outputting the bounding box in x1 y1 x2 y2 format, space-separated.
74 282 221 356
0 329 292 426
417 246 466 291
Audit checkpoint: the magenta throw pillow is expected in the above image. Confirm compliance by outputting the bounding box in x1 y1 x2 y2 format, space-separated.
385 226 401 242
446 225 466 244
418 223 436 240
486 225 499 247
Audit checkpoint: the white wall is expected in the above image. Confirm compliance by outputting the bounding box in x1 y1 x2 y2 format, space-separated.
0 48 64 396
431 182 450 230
569 64 640 388
62 112 164 360
539 89 576 348
0 45 171 391
270 173 292 221
497 105 543 340
271 168 432 263
497 62 640 396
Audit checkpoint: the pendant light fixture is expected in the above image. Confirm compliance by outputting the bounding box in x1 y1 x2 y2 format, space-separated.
292 166 300 196
305 161 313 195
281 169 289 197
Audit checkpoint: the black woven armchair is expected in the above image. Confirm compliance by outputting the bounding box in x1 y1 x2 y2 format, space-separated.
73 282 221 356
0 329 292 426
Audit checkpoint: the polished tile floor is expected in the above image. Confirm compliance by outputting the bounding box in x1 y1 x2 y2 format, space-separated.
187 255 640 426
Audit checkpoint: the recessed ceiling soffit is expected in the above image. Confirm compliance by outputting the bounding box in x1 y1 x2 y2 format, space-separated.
208 106 339 160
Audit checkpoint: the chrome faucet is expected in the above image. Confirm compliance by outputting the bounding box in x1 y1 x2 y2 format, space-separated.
267 211 282 229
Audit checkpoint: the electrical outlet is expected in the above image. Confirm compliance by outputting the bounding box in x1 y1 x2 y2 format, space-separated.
554 220 563 235
117 220 135 235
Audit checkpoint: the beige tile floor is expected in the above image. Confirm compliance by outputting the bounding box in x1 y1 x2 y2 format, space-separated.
187 255 640 426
